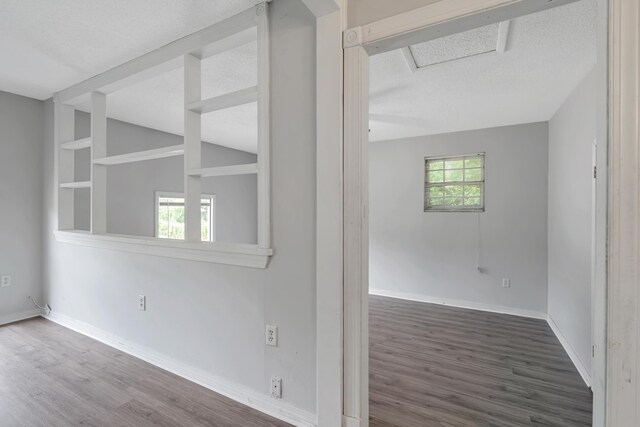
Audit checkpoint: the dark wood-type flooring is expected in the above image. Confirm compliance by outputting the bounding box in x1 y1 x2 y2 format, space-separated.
369 295 593 427
0 317 291 427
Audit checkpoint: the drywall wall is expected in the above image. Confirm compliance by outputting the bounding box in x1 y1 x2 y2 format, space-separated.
347 0 441 27
369 122 549 315
548 69 596 376
72 114 257 243
0 91 44 323
42 0 317 418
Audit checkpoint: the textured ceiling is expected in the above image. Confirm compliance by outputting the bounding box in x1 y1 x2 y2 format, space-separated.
369 0 597 142
0 0 258 152
0 0 255 99
0 0 596 152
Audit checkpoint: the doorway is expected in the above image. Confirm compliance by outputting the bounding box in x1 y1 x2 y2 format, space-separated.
341 0 609 426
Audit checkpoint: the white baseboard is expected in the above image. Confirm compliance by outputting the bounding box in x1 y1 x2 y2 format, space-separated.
546 314 592 388
43 312 317 427
369 288 547 320
0 308 42 326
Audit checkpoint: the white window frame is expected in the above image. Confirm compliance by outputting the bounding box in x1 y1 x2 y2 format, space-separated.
154 191 216 242
52 3 272 268
424 152 485 212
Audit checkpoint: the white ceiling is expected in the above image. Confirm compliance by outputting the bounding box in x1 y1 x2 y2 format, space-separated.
369 0 597 142
0 0 258 152
0 0 596 152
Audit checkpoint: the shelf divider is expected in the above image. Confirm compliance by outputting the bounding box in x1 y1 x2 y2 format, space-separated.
93 145 184 166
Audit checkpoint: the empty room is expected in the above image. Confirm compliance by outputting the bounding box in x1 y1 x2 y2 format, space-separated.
1 0 640 427
367 0 603 425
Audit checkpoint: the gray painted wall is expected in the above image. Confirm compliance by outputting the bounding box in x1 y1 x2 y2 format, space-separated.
43 0 317 413
369 122 549 314
0 91 44 322
72 113 257 243
548 69 596 374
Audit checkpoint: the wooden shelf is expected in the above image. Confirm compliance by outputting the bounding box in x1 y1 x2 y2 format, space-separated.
60 137 92 150
60 181 91 189
189 163 258 178
188 86 257 114
93 145 184 166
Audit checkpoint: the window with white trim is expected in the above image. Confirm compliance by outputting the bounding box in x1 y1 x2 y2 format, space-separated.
424 153 485 212
155 192 216 242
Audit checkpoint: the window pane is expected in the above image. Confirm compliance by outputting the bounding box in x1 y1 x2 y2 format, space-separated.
445 159 464 169
465 157 482 168
464 168 482 182
464 197 481 206
168 206 185 239
201 204 210 242
444 169 463 182
428 186 444 197
443 197 463 206
428 160 444 170
443 185 463 197
428 170 444 183
428 197 444 206
464 184 481 197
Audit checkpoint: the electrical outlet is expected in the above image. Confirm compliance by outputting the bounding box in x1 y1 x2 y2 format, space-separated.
266 325 278 347
270 376 282 399
1 275 11 287
138 295 146 311
502 278 511 288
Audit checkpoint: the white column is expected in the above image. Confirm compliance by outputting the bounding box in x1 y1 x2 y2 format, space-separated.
343 29 369 427
607 0 640 425
256 2 271 249
184 53 202 242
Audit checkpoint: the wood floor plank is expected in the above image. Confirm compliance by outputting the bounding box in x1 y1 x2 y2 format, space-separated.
0 317 291 427
369 296 593 427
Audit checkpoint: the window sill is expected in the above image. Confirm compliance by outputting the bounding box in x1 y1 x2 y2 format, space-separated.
54 230 273 269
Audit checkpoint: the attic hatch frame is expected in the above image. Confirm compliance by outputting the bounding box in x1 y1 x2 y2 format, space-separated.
52 2 273 269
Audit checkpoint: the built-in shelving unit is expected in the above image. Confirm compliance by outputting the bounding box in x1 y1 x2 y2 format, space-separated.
52 2 272 268
93 145 184 166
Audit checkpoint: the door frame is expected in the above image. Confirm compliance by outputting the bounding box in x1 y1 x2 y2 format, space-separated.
341 0 634 425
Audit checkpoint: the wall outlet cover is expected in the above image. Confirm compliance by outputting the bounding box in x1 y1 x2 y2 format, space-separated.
138 295 146 311
266 325 278 347
502 278 511 288
270 376 282 399
1 275 11 287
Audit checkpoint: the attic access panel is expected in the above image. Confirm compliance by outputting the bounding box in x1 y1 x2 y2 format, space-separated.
407 23 500 68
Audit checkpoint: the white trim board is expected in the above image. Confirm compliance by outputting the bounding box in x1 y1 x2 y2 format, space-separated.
369 289 547 320
369 289 592 388
43 312 317 427
0 309 42 327
547 315 592 388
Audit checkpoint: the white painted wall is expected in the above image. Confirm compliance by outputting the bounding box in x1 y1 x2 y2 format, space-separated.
369 122 549 315
0 91 44 323
347 0 441 27
548 69 596 375
72 113 257 243
42 0 317 416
